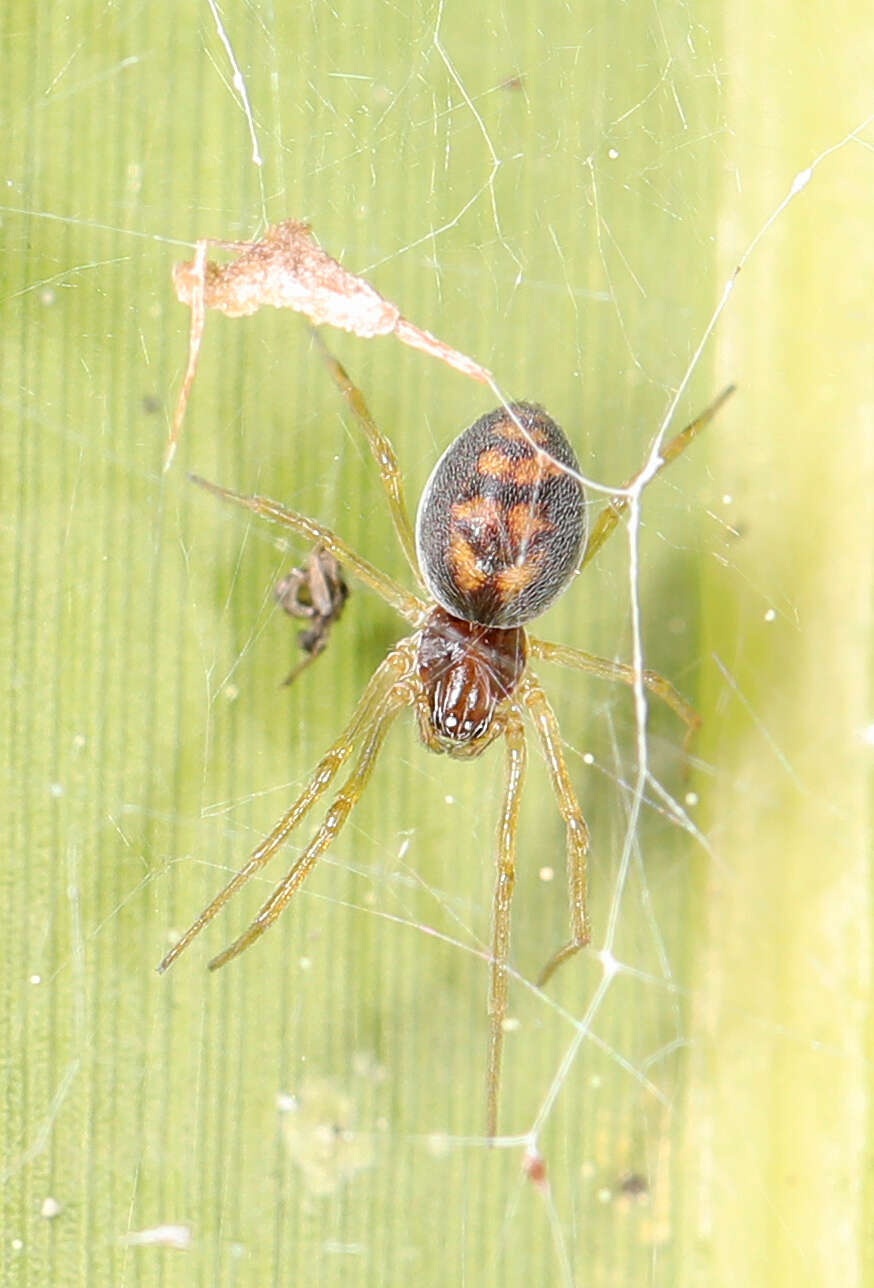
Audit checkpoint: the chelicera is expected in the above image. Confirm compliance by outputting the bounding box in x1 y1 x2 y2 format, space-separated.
158 332 732 1135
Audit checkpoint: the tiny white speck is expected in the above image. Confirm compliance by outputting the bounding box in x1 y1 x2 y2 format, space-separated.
721 493 733 505
223 684 239 702
29 974 41 985
49 783 63 798
120 1224 192 1250
427 1132 451 1158
397 838 410 860
764 608 776 622
862 723 874 747
445 714 458 729
607 147 619 159
72 734 86 751
590 1074 602 1089
12 1240 24 1251
444 794 455 805
277 1091 297 1112
41 1197 62 1219
298 956 312 971
501 1016 520 1033
684 791 699 807
596 1187 612 1204
583 752 595 765
40 288 56 307
538 866 554 882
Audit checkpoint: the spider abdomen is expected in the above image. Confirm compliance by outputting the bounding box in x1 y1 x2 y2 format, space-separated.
415 403 587 628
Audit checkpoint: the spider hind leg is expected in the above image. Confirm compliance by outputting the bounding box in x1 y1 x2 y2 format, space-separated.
522 674 592 989
486 708 527 1138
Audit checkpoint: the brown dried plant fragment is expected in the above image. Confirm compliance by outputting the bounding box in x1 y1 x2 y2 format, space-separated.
167 220 493 467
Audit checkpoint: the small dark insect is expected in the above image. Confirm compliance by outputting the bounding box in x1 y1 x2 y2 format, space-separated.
275 547 349 687
616 1172 649 1199
158 332 733 1136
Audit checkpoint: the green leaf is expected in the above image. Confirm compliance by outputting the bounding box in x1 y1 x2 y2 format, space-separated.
3 3 871 1285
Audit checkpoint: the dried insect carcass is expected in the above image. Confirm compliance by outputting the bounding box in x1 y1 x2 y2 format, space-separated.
275 546 349 687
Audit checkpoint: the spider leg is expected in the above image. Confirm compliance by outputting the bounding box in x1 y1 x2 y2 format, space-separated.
528 637 700 749
309 328 422 585
206 672 417 971
486 708 527 1138
522 675 591 989
581 385 735 569
157 639 418 973
189 474 427 625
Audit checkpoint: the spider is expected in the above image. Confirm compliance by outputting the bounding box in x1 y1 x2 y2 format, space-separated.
158 332 733 1136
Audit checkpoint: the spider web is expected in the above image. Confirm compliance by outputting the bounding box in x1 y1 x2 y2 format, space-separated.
3 3 873 1286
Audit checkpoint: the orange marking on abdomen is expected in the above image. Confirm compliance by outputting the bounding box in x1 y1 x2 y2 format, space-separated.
476 445 566 486
476 447 515 478
494 418 551 447
448 533 487 592
495 560 540 597
510 451 565 485
506 503 553 546
452 495 503 527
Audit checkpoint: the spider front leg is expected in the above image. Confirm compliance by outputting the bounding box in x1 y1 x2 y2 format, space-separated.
522 675 592 989
157 638 418 973
309 328 422 585
486 708 527 1139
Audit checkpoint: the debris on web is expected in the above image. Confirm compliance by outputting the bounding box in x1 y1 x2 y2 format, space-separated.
167 219 493 467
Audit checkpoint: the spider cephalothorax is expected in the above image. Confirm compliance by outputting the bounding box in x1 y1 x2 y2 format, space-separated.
158 334 732 1136
416 608 527 754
